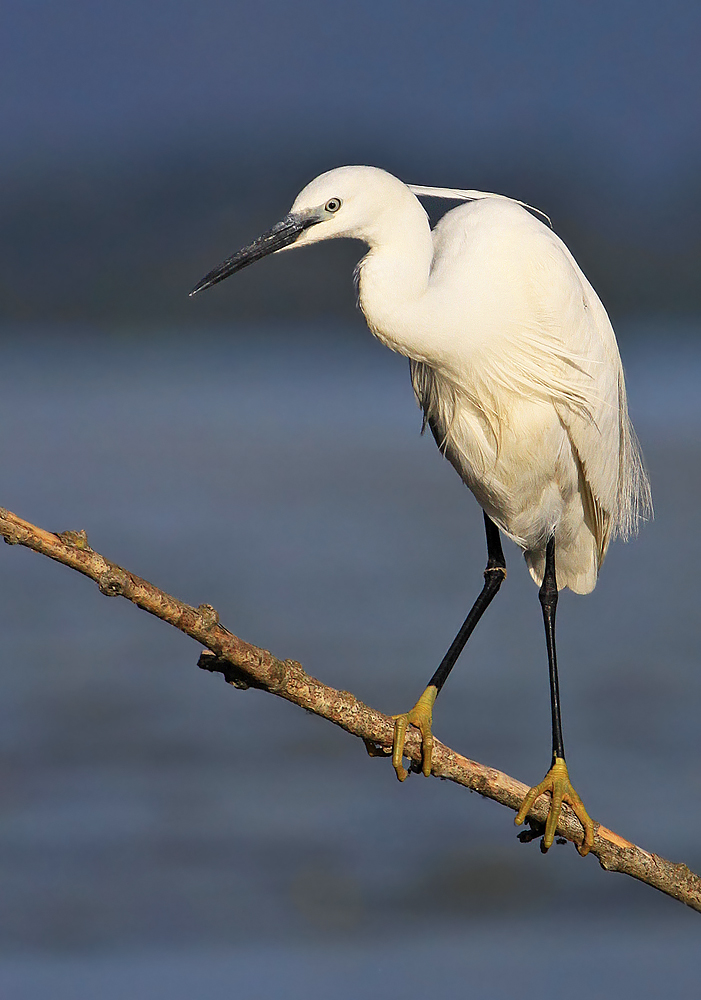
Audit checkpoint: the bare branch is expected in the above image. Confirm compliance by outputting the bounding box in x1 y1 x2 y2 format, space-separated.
1 505 699 913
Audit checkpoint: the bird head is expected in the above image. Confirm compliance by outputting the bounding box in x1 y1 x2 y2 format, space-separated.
190 165 421 296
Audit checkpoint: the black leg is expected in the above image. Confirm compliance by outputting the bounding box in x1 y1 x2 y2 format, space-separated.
515 534 594 856
391 511 507 780
539 536 565 762
429 511 507 695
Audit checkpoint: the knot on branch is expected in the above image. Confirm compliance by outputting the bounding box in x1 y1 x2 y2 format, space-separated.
279 658 304 684
197 649 291 693
57 529 92 551
97 566 130 597
363 737 391 758
1 509 24 545
197 604 220 629
198 649 260 690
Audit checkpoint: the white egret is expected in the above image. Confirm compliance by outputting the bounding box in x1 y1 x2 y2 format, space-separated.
191 166 651 855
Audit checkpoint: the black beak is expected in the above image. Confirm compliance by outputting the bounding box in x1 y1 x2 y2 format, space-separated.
190 212 317 296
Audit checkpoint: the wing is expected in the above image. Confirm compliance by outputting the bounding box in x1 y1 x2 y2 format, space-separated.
544 232 652 558
425 200 651 562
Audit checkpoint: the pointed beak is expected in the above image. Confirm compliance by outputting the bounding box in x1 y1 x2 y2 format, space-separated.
190 211 318 296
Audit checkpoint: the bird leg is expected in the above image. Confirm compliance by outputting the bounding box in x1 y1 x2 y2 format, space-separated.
391 513 506 781
515 537 595 855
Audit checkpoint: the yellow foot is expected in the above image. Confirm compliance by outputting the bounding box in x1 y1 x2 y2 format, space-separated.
391 685 438 781
515 757 595 856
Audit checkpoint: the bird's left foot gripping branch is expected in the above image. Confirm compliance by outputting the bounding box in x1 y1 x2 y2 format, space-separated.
191 164 651 860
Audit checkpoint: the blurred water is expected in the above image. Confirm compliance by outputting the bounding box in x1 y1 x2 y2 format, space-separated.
0 323 698 996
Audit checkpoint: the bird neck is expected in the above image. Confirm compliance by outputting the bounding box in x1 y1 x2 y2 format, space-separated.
356 205 436 361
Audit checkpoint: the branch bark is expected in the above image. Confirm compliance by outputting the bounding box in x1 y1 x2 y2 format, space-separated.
1 505 699 913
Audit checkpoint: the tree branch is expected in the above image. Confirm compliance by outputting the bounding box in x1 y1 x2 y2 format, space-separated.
1 505 699 913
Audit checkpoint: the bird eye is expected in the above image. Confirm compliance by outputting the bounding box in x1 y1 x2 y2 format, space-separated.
325 198 341 213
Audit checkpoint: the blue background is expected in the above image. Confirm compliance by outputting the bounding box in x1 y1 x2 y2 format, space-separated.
0 3 699 996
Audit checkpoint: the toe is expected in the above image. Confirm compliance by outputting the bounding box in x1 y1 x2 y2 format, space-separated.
543 784 564 850
392 714 410 781
515 781 545 826
418 720 433 777
566 795 595 856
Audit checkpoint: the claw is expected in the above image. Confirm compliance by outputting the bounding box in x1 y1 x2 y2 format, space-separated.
391 685 437 781
515 757 595 856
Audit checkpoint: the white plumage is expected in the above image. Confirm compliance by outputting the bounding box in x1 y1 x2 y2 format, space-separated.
287 166 650 593
191 163 652 852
